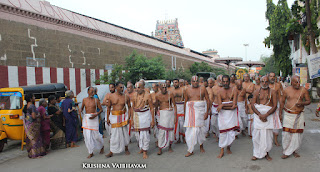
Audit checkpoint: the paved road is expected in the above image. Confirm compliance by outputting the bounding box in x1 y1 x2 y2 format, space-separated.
0 104 320 172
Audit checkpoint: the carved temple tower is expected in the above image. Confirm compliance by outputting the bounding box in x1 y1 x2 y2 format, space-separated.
154 18 184 47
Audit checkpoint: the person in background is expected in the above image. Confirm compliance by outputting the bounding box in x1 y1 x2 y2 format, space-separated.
38 98 51 152
94 87 104 137
61 90 79 148
23 93 46 158
56 94 63 109
47 95 66 150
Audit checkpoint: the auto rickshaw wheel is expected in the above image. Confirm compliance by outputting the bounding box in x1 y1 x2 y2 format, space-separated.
0 140 5 152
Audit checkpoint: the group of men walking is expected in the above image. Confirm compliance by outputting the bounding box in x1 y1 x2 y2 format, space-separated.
79 72 311 161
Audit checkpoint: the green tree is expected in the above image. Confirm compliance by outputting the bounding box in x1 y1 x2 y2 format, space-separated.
124 50 166 83
165 67 193 81
264 0 292 77
95 64 124 84
259 55 278 76
189 62 227 76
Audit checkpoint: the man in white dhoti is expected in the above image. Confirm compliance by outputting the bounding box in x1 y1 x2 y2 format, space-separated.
183 76 210 157
269 72 283 146
79 87 104 159
217 75 239 158
211 75 223 141
102 83 116 137
205 78 215 138
105 82 132 158
279 75 310 159
236 79 247 136
155 83 177 155
172 79 186 144
131 82 155 159
126 83 135 140
251 76 281 161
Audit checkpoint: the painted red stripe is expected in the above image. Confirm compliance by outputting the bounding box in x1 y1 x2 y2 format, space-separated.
75 68 81 94
35 67 43 85
18 66 27 86
95 69 100 85
85 69 90 87
63 68 70 90
0 66 8 88
50 67 57 83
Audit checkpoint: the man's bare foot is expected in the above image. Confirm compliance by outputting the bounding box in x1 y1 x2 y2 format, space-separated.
274 141 280 146
293 152 300 158
71 142 79 148
185 152 194 157
251 156 257 161
281 154 289 159
217 151 224 158
183 137 186 144
157 149 162 155
100 146 104 154
200 145 205 153
215 137 219 142
138 149 143 154
266 154 272 161
227 146 232 154
175 139 181 144
105 152 113 158
205 133 210 138
143 151 148 159
87 153 94 159
235 135 238 139
168 147 173 153
125 146 130 155
155 141 158 147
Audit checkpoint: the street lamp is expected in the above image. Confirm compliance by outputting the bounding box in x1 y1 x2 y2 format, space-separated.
243 44 249 61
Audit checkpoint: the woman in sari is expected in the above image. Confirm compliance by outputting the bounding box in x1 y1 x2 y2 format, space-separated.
23 93 46 158
39 98 51 152
48 95 66 150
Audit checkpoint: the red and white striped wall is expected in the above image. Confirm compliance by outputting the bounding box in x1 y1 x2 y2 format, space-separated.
0 65 113 95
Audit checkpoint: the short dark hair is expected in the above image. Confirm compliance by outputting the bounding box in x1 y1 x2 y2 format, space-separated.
55 94 61 99
25 93 33 103
115 81 123 87
222 75 230 82
48 95 56 104
87 86 94 92
173 78 179 82
248 94 253 100
166 79 171 83
230 74 236 77
109 83 115 87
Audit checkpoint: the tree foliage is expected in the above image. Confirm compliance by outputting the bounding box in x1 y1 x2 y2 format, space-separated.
165 67 193 81
259 55 278 76
189 62 227 76
264 0 292 77
95 64 124 84
123 50 166 84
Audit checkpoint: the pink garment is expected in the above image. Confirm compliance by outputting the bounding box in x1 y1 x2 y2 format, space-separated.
38 106 50 148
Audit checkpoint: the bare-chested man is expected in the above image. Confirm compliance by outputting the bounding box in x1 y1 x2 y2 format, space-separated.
179 79 185 88
279 75 311 159
199 77 204 86
105 82 132 158
251 76 281 161
126 83 136 139
254 76 261 90
236 79 247 136
166 79 173 92
151 83 160 143
155 83 177 155
172 79 186 143
102 83 115 136
211 75 223 141
269 72 283 146
205 78 215 138
79 87 104 158
243 73 255 95
139 79 151 93
184 76 210 157
230 74 236 88
217 75 238 158
131 82 155 159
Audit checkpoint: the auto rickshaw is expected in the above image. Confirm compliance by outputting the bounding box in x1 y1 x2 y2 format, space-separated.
0 83 67 152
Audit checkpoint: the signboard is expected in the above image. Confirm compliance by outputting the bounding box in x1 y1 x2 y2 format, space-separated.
105 64 113 70
294 67 308 86
236 69 246 80
307 54 320 79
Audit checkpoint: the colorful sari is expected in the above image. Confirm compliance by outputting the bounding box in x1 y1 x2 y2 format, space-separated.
24 104 46 158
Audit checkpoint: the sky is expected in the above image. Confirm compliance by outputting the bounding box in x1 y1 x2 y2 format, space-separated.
46 0 295 61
